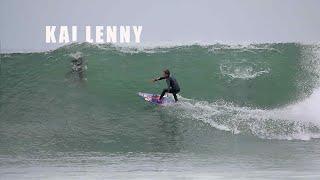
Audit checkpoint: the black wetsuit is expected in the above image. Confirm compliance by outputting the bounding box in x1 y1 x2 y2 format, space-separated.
157 76 180 102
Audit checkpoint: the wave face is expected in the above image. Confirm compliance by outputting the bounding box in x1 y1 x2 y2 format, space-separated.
1 43 320 154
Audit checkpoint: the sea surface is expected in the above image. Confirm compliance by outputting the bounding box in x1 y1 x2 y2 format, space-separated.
1 43 320 179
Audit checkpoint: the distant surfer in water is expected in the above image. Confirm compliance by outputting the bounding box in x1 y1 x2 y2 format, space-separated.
67 57 87 81
153 69 180 102
71 57 84 73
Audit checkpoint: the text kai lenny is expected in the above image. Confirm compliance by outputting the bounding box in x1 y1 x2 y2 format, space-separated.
46 26 143 44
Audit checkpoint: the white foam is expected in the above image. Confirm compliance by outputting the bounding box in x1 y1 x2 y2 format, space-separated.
281 87 320 125
219 60 270 80
169 94 320 140
208 44 282 54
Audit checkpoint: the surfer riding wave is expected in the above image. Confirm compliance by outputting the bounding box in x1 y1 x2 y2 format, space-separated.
153 69 180 102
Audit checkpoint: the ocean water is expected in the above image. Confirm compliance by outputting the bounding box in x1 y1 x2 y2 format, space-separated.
1 43 320 179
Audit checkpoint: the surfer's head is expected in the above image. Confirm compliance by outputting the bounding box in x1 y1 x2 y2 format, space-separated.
163 69 170 78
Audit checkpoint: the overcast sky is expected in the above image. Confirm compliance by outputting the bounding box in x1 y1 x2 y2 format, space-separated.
1 0 320 52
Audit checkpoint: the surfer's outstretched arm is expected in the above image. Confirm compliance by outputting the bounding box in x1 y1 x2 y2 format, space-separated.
153 77 165 82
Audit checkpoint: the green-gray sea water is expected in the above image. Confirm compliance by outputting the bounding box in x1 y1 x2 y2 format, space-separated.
1 43 320 179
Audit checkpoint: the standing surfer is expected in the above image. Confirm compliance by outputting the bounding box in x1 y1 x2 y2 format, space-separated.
153 69 180 102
